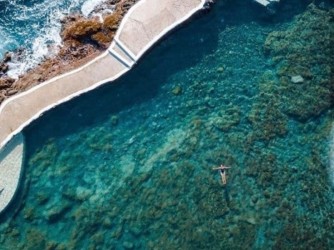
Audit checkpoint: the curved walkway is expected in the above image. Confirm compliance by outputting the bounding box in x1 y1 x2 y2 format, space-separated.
0 0 206 213
0 133 24 213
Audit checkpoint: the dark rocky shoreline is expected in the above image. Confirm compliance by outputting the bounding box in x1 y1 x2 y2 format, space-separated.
0 0 138 105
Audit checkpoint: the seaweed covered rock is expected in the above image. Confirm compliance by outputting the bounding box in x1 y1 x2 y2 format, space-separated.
61 13 122 48
62 19 102 41
61 5 126 48
210 105 241 132
103 11 122 31
264 4 334 121
248 71 288 142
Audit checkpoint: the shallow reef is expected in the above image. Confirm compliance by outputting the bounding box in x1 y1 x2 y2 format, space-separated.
264 4 334 122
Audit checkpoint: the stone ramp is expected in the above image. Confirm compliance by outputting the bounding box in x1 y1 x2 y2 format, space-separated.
0 133 24 214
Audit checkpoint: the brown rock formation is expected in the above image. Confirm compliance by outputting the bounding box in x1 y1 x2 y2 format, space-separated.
0 0 138 105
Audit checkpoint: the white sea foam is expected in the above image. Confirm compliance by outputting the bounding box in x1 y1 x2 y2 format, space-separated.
81 0 107 17
8 8 65 78
3 0 111 78
5 0 83 78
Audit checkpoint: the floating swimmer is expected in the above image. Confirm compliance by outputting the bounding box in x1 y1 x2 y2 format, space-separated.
212 165 231 185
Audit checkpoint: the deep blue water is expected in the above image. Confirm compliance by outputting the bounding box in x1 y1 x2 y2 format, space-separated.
0 0 333 249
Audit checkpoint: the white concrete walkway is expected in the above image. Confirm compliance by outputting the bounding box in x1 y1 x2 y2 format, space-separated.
0 0 206 213
0 133 24 213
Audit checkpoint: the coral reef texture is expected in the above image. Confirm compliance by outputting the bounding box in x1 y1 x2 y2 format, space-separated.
264 4 334 121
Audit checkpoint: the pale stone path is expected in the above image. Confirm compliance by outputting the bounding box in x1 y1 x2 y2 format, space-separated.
0 133 24 213
0 0 206 213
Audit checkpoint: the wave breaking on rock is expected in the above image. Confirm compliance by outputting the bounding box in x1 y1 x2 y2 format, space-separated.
0 0 138 105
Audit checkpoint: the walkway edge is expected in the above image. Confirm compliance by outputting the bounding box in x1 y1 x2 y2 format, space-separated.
0 66 130 149
114 0 207 61
0 133 24 214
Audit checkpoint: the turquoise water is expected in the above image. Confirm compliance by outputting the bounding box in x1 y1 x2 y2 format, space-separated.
1 1 334 249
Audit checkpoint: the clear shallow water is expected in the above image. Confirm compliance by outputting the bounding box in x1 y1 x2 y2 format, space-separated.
1 1 334 249
0 0 106 77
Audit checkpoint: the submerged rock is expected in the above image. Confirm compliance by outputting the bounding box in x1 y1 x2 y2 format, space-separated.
123 241 134 249
210 106 241 132
45 203 71 223
172 85 182 95
216 66 225 73
291 75 304 84
111 115 119 125
75 186 93 201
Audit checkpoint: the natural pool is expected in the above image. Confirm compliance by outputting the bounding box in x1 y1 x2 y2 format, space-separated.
0 0 333 249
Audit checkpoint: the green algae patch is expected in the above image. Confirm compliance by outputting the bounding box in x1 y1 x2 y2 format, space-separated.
210 105 241 132
264 4 334 121
248 71 288 142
